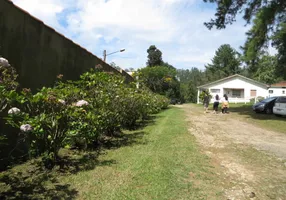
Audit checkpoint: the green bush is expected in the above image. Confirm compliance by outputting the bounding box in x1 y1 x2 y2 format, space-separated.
3 67 168 168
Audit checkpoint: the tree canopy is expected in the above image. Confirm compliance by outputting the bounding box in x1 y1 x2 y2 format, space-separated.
204 0 286 68
204 44 241 82
138 66 180 99
146 45 163 67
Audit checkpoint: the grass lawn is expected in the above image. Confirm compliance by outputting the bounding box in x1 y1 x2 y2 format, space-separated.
0 106 222 200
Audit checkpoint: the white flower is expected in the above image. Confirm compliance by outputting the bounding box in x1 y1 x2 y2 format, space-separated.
20 124 33 132
115 95 119 98
58 99 66 105
0 57 10 67
8 107 21 115
75 100 89 107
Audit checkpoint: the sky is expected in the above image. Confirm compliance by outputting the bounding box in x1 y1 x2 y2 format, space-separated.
11 0 251 70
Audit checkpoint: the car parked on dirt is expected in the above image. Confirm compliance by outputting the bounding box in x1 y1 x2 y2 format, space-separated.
252 96 278 114
273 96 286 116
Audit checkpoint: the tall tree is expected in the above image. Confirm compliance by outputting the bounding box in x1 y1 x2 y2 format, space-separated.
138 66 180 98
203 0 286 68
146 45 163 67
205 44 241 82
253 54 282 84
177 68 205 102
272 23 286 79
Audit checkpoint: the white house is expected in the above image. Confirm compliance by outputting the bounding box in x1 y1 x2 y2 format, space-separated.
268 81 286 97
197 74 268 104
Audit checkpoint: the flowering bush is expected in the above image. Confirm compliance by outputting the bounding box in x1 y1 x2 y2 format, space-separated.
0 57 19 112
3 67 169 168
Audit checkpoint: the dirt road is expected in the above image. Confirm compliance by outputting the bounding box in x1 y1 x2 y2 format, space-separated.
182 104 286 200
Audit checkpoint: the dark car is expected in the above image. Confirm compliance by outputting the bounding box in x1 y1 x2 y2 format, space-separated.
252 96 278 114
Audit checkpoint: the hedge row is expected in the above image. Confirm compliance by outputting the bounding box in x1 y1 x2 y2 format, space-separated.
0 58 169 167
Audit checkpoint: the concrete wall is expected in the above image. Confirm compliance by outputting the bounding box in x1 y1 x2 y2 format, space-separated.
0 0 133 91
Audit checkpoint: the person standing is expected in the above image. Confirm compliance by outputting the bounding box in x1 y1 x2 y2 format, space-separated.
221 94 229 114
213 94 220 114
203 91 210 113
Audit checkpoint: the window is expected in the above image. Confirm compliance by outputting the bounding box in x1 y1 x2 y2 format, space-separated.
210 89 220 93
232 90 241 97
276 97 286 103
269 90 273 94
251 90 257 97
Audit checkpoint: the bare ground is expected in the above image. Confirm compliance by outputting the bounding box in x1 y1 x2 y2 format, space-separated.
181 104 286 200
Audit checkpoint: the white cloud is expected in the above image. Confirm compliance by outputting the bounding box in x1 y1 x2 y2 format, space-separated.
11 0 250 70
13 0 64 29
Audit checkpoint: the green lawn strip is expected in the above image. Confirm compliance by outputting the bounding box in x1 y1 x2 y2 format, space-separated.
0 106 221 199
59 107 221 199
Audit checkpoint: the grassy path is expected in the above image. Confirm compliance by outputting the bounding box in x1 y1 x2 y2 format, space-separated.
59 106 221 199
0 106 222 199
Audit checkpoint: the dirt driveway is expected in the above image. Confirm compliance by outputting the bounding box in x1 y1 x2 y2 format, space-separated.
182 104 286 200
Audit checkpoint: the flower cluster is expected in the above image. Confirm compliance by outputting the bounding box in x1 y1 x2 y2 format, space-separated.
8 107 21 115
0 57 10 67
20 124 33 132
75 100 89 107
58 99 66 105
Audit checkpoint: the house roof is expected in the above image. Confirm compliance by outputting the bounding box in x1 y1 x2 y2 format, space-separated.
269 81 286 88
197 74 268 89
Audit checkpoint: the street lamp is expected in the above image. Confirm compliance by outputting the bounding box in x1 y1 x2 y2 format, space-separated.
103 48 125 62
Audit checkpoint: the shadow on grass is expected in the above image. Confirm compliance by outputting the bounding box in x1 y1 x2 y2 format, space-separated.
102 131 147 150
0 108 161 199
229 104 286 121
0 151 117 199
0 117 156 199
0 163 78 199
56 150 116 174
124 115 159 131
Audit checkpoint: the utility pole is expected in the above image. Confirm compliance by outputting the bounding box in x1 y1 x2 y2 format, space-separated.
103 50 107 62
103 49 125 62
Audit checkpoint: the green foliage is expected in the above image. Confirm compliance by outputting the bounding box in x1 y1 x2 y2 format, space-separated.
199 90 212 102
0 58 20 161
204 0 286 70
272 23 286 79
3 68 169 168
177 68 206 103
203 0 286 31
253 54 282 84
0 59 18 112
205 44 241 82
146 45 163 67
137 66 180 99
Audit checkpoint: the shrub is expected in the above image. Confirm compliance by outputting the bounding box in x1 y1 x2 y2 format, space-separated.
4 68 169 168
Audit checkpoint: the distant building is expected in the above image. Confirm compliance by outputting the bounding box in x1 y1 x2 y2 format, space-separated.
197 74 268 104
268 81 286 97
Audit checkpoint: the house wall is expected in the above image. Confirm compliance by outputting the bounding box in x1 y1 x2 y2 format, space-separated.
268 88 286 97
198 77 268 103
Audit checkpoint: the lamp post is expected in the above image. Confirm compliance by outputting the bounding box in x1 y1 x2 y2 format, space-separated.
103 48 125 62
